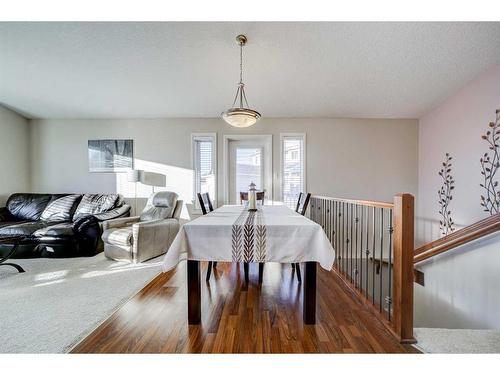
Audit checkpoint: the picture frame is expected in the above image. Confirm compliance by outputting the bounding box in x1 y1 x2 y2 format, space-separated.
88 139 134 172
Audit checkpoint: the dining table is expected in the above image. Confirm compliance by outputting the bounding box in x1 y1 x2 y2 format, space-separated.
162 204 335 325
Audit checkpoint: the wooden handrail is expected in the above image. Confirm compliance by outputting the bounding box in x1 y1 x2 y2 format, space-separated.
312 195 394 209
414 212 500 264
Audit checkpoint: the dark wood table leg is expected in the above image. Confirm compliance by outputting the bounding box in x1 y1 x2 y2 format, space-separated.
258 263 264 284
187 260 201 324
303 261 317 324
243 262 249 284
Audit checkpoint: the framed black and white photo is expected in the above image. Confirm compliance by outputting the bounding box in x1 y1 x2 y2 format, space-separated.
88 139 134 172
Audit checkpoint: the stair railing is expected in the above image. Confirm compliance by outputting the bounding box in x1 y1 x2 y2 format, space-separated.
310 193 415 343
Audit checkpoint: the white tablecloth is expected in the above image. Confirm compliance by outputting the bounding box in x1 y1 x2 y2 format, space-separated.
161 205 335 272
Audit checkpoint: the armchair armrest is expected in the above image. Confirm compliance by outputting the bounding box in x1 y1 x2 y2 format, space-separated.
102 216 140 231
93 204 131 222
131 218 180 262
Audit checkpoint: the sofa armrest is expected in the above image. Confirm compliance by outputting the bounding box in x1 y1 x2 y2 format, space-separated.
93 204 131 222
0 207 11 222
131 218 180 262
102 215 140 231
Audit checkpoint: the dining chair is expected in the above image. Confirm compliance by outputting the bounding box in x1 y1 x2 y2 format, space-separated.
239 191 265 205
197 193 217 281
197 192 214 215
291 192 312 282
256 192 312 284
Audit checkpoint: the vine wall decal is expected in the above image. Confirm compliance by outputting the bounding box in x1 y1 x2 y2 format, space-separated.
480 109 500 215
438 153 455 235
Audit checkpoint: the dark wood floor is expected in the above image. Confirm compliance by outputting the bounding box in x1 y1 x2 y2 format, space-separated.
71 262 420 353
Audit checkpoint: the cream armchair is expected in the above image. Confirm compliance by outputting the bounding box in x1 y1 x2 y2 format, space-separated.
102 191 182 263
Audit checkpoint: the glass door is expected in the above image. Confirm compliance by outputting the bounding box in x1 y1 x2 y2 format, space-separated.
228 141 265 204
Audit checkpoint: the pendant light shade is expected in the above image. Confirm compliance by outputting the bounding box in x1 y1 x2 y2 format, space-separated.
222 35 261 127
222 106 261 128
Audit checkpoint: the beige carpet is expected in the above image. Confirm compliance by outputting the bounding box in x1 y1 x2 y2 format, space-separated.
0 253 162 353
415 328 500 353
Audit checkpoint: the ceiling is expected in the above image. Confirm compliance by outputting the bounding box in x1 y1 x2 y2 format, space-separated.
1 22 500 119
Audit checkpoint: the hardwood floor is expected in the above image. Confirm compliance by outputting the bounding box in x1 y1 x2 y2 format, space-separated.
71 262 420 353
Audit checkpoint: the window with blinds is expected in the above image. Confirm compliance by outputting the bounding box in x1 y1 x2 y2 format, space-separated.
192 134 216 208
281 134 305 209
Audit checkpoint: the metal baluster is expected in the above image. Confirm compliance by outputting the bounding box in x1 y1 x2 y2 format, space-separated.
331 200 334 244
328 200 332 242
324 199 328 239
365 205 370 298
349 203 353 280
355 204 359 288
337 200 341 271
333 200 337 269
342 201 346 275
387 208 393 321
325 199 329 241
320 199 323 229
334 200 337 268
346 202 349 276
320 199 323 230
372 206 376 305
360 204 364 293
340 201 343 274
379 207 384 313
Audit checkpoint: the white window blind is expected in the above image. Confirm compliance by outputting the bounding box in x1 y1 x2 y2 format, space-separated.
281 135 305 209
192 134 216 207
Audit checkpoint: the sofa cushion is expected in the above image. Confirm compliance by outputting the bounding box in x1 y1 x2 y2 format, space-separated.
102 227 133 247
34 222 74 238
0 221 50 237
6 193 53 221
74 194 120 221
140 191 178 221
40 194 82 222
0 220 30 229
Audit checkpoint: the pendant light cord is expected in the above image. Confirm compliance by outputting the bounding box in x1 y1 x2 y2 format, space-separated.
238 41 244 107
231 38 250 109
239 41 243 84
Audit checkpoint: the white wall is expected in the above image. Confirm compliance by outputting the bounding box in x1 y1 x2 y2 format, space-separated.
0 105 29 205
416 62 500 329
29 117 418 218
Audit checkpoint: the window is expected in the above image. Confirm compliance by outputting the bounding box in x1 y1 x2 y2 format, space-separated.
192 133 216 208
281 134 306 209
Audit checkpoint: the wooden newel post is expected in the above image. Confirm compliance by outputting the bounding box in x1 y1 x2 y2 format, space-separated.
392 193 416 343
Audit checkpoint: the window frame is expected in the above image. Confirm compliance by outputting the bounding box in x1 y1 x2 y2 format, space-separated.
191 133 217 210
280 133 307 207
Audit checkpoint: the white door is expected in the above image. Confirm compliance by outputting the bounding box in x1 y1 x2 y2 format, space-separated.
227 137 272 205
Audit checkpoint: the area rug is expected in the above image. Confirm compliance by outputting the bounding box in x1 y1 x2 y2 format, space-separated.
0 253 162 353
414 327 500 353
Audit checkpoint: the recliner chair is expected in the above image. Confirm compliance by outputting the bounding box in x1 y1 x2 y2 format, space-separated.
102 191 182 263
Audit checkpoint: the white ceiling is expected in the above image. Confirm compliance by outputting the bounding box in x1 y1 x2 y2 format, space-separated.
1 22 500 119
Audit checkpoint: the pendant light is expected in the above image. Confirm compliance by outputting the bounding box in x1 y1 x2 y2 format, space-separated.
221 34 261 127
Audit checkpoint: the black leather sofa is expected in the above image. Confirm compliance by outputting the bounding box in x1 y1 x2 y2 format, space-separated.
0 193 130 258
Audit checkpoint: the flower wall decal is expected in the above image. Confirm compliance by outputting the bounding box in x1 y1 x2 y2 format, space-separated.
438 153 455 235
480 109 500 215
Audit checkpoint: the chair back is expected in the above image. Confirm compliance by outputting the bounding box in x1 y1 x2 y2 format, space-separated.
295 192 311 216
240 191 265 205
197 192 214 215
172 200 183 220
139 191 179 221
